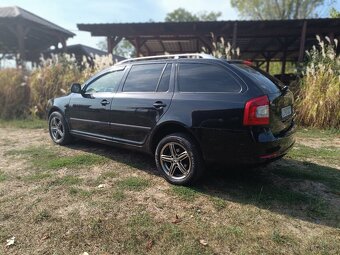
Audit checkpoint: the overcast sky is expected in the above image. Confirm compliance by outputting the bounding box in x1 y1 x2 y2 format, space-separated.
1 0 339 49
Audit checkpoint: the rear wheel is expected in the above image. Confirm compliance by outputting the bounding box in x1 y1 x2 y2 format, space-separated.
155 133 204 185
48 111 72 145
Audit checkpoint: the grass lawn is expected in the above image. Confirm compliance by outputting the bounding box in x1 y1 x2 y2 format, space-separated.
0 123 339 254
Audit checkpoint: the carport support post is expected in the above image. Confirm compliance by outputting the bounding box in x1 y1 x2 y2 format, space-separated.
60 38 67 52
266 59 270 73
281 49 287 75
16 23 26 66
232 22 238 59
135 37 141 57
107 36 113 54
298 21 307 63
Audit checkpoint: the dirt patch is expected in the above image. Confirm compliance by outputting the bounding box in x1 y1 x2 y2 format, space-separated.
295 136 340 149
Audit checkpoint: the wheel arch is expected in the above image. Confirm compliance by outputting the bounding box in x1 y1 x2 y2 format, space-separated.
48 106 64 118
48 106 71 131
149 121 201 154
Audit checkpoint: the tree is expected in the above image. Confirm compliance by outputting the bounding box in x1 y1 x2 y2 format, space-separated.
230 0 326 20
165 8 221 22
330 7 340 17
96 39 135 58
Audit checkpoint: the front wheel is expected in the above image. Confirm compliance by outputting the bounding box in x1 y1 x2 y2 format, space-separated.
48 111 72 145
155 133 204 185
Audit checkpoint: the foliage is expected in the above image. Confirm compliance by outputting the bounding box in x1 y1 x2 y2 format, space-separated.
0 68 30 119
330 7 340 17
165 8 221 22
97 39 135 58
230 0 326 20
296 36 340 128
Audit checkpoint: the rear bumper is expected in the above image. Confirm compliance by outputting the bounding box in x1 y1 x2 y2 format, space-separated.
197 122 296 165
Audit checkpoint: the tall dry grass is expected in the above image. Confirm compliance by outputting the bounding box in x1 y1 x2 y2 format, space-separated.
29 54 83 118
296 36 340 129
201 33 240 59
0 68 30 119
29 54 116 118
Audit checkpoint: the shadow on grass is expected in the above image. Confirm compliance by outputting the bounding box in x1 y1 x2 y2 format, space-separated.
66 139 340 229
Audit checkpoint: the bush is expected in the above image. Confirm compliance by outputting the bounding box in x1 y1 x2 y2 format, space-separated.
0 68 30 119
296 36 340 129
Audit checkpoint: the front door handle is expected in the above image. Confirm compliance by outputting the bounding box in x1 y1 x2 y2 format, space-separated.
101 99 110 106
153 101 166 109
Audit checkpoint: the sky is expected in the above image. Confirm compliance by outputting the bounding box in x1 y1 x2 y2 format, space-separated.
1 0 339 49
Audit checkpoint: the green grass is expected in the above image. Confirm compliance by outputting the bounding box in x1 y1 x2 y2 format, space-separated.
99 171 118 180
46 154 107 169
272 230 295 245
125 212 213 255
0 118 47 129
23 172 53 182
210 196 227 211
6 146 108 170
112 190 126 201
69 187 93 197
171 186 199 201
50 175 82 186
0 171 7 182
273 163 340 192
296 128 340 139
117 177 150 191
34 209 52 223
287 144 339 163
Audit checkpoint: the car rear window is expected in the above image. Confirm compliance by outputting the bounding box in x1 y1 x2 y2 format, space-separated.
178 63 241 93
232 63 282 93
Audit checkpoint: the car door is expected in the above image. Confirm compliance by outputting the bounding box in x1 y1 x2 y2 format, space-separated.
67 67 125 138
108 63 174 145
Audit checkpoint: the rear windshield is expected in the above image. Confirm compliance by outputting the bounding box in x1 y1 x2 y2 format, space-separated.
232 63 283 93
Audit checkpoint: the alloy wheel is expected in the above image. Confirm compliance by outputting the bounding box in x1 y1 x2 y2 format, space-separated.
159 142 192 180
50 116 64 143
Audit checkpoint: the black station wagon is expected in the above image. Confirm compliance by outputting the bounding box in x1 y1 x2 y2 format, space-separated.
47 54 295 185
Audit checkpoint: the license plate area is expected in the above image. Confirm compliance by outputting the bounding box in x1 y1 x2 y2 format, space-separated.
281 105 292 119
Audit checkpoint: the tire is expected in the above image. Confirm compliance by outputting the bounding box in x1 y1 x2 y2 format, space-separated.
48 111 72 145
155 133 204 185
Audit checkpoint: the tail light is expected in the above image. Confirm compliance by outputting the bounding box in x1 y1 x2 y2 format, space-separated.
243 95 270 125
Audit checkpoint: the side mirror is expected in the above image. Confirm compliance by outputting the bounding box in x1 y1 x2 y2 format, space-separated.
71 83 82 94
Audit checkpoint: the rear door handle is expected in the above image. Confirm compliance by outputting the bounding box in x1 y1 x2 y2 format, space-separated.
101 99 110 106
153 101 166 109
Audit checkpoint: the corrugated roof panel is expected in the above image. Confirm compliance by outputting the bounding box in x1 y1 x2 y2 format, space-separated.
180 40 197 52
145 40 163 52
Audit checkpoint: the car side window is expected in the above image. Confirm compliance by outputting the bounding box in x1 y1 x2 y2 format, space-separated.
85 70 124 94
178 63 241 93
123 64 165 92
156 64 171 92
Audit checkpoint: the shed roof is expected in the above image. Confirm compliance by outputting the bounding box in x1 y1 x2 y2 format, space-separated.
0 6 74 36
0 6 74 62
78 18 340 61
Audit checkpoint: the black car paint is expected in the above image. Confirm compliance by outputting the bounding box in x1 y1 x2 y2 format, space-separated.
47 58 295 165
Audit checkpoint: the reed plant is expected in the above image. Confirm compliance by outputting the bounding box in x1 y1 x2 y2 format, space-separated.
0 68 30 119
296 36 340 129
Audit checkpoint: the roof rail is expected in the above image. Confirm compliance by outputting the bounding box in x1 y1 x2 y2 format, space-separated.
118 53 216 64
